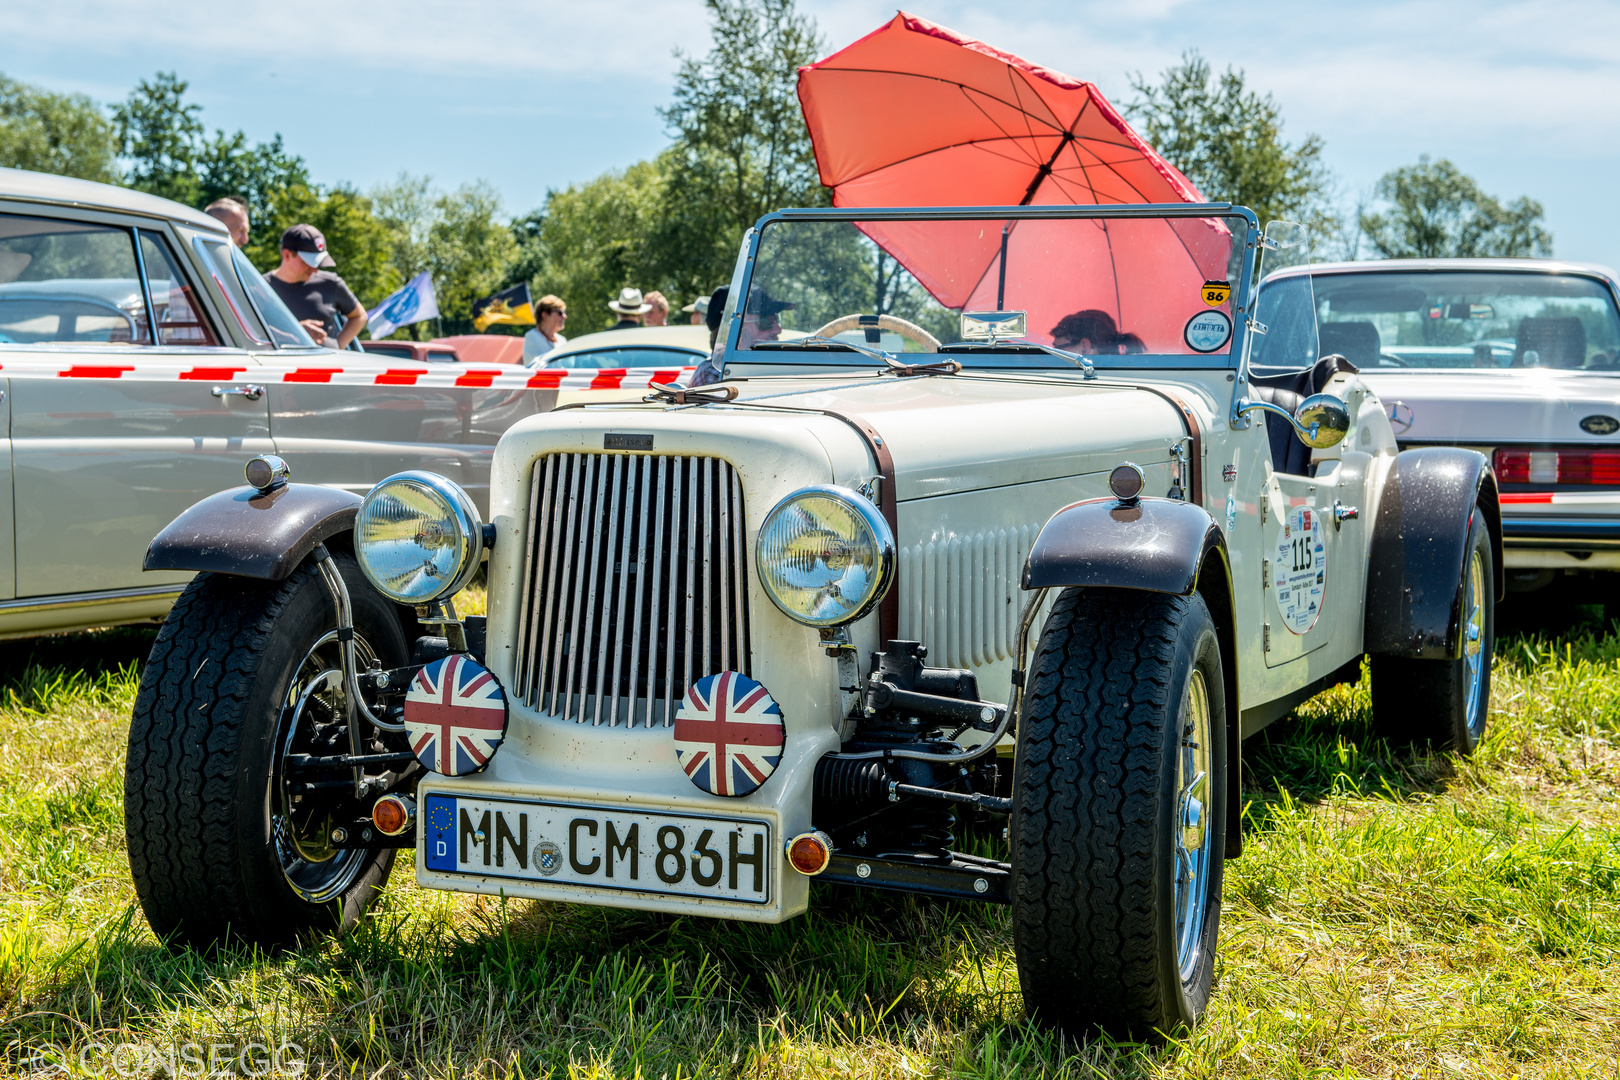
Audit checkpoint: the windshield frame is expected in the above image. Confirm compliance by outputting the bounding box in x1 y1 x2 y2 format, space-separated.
1258 262 1620 376
723 203 1263 374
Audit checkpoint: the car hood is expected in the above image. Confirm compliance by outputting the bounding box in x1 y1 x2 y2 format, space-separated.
1360 369 1620 444
510 373 1194 501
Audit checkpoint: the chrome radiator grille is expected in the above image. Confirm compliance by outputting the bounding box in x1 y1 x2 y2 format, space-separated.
513 453 750 727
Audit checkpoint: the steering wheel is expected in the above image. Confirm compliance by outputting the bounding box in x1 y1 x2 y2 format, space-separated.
1376 352 1409 368
812 313 941 353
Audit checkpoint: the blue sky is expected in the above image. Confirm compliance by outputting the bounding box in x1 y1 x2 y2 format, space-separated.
3 0 1617 263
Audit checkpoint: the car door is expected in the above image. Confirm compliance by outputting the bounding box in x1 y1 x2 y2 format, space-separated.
2 209 271 597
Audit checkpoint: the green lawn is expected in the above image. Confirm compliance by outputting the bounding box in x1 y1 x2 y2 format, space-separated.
2 618 1619 1077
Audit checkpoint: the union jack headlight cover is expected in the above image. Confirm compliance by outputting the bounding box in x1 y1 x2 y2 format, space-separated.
673 672 786 797
404 654 509 775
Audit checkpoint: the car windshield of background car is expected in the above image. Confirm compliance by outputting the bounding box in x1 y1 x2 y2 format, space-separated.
547 346 705 370
0 213 155 346
193 236 316 349
1303 271 1620 372
736 213 1248 370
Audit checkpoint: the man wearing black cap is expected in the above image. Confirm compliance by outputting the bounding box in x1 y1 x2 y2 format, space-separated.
692 286 792 386
264 224 367 349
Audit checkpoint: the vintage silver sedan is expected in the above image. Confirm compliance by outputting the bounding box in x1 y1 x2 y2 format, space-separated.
1257 258 1620 610
0 167 550 638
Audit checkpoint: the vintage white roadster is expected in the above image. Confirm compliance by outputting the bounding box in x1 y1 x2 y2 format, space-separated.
125 204 1501 1039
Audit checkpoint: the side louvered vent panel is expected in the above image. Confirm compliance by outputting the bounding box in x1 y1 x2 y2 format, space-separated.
897 525 1038 671
514 453 749 727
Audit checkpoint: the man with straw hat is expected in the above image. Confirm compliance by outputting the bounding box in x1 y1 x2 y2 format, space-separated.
607 286 652 331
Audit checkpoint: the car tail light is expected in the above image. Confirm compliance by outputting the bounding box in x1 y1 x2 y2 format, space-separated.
372 794 416 836
786 831 833 876
1493 448 1620 486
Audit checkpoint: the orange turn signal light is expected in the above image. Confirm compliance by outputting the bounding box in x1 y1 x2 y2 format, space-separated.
786 830 833 876
372 794 416 836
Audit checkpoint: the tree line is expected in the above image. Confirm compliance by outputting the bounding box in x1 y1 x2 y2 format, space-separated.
0 0 1553 341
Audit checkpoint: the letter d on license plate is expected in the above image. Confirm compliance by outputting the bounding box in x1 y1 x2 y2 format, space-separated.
421 793 773 904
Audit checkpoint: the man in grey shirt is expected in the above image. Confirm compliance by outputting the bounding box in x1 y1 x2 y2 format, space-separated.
264 224 367 348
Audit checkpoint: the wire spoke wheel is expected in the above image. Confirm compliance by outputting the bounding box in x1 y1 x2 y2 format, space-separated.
270 631 381 903
1174 668 1213 982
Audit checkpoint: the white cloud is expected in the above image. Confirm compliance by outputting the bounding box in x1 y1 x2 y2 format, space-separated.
0 0 712 82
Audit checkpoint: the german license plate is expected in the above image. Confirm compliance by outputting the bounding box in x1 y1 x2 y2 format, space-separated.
420 792 773 904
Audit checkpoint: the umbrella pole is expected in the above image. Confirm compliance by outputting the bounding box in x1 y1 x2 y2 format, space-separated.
996 223 1011 311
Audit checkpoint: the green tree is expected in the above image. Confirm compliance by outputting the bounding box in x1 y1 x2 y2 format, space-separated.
111 72 204 204
0 73 118 182
653 0 827 298
197 130 312 248
1359 156 1551 258
522 158 674 333
370 174 517 336
1127 51 1335 243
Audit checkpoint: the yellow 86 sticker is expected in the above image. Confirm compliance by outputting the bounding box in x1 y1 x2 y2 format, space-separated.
1201 280 1231 307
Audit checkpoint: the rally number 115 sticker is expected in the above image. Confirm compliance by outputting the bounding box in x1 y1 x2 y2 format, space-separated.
1273 506 1326 634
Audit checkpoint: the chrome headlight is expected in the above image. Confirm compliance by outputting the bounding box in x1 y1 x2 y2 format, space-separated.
355 472 482 605
756 485 894 627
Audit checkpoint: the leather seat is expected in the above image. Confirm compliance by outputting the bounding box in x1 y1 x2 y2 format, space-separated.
1317 321 1381 369
1248 353 1359 476
1515 316 1586 368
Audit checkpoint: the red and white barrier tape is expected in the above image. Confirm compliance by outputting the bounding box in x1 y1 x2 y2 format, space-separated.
0 362 694 391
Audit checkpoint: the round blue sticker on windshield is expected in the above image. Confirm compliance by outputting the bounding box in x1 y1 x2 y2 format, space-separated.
1184 309 1233 353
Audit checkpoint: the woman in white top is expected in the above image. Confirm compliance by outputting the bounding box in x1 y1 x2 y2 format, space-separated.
523 294 568 364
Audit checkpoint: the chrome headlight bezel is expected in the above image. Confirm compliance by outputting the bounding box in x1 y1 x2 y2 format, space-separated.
354 471 483 606
755 484 895 628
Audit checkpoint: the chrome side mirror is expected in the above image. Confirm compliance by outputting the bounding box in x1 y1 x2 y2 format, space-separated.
1235 393 1351 449
1294 393 1351 448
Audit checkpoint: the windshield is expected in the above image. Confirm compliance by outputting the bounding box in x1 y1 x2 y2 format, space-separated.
734 211 1252 369
1264 270 1620 372
194 236 316 349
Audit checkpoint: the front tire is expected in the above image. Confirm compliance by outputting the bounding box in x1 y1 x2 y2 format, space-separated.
125 554 409 950
1011 588 1228 1040
1371 511 1493 755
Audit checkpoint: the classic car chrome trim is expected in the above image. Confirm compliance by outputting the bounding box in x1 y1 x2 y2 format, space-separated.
0 584 184 614
515 452 750 728
1500 518 1620 548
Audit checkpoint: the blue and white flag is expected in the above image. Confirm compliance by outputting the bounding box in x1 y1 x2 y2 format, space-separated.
367 271 439 339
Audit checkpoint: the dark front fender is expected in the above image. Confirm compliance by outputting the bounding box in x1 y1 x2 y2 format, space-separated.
144 483 362 581
1023 496 1226 595
1364 447 1502 659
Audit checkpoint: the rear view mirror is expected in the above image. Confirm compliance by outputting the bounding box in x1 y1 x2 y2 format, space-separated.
1262 220 1309 252
960 310 1027 342
1294 394 1350 449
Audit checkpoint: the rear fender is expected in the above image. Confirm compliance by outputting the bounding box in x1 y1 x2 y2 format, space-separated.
1364 447 1501 659
144 483 361 582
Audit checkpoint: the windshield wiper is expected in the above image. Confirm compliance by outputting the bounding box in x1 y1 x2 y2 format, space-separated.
754 336 961 376
938 339 1095 379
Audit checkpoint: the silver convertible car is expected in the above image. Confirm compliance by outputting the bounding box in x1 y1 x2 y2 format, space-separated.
0 168 557 638
1257 258 1620 613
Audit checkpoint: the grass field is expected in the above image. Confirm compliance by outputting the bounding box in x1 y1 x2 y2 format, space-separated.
2 611 1620 1077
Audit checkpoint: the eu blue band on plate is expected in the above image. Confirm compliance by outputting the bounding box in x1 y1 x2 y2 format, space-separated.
424 793 458 872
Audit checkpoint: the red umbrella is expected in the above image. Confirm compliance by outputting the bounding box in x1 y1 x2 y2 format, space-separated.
797 13 1233 351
